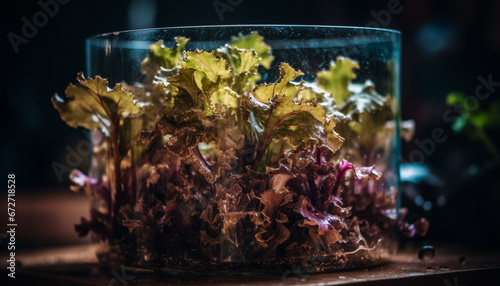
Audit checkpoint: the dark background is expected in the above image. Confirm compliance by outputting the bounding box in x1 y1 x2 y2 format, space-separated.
1 0 499 247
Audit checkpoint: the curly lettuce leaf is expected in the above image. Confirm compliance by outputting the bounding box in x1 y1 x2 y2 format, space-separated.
231 31 273 69
150 105 242 183
210 87 239 112
246 63 344 170
341 80 389 120
263 96 343 152
145 50 243 182
167 51 232 117
297 196 344 246
317 57 359 106
286 151 381 248
335 80 394 160
51 72 141 135
251 95 343 170
217 45 261 93
141 37 189 83
255 187 292 252
252 62 304 104
181 50 232 92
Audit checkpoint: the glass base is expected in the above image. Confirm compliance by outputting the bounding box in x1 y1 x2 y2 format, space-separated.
97 241 397 275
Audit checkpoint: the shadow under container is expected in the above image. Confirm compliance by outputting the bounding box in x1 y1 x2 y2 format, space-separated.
85 25 401 274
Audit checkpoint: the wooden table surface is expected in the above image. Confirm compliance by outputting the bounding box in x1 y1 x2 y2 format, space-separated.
2 243 500 285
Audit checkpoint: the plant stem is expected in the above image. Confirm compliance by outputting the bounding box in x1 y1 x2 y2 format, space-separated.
193 145 213 175
252 140 266 171
110 117 122 242
331 160 354 198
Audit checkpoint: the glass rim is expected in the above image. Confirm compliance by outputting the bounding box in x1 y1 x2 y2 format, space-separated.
85 24 401 41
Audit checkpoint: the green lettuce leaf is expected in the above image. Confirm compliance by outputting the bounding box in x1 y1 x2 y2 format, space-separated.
246 63 344 170
218 45 260 75
317 56 359 106
335 80 394 163
231 31 274 69
211 87 239 112
52 72 141 135
123 82 171 131
53 72 142 197
263 96 343 152
217 45 261 93
141 37 189 83
252 62 304 104
181 50 232 92
340 80 389 121
167 51 232 117
252 95 343 170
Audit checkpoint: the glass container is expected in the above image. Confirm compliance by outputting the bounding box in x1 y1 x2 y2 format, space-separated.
84 25 401 274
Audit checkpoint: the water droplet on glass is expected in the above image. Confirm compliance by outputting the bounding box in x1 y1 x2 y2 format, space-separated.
438 265 450 270
418 245 435 261
459 256 466 264
426 266 436 271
